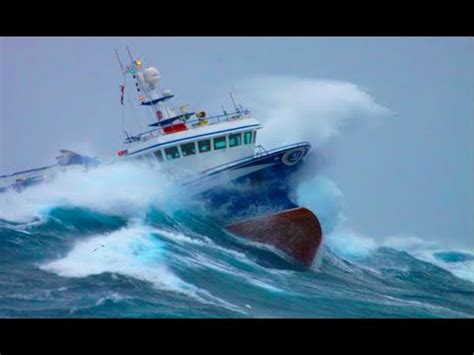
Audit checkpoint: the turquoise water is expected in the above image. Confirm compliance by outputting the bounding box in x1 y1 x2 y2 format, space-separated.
0 162 472 318
0 203 472 318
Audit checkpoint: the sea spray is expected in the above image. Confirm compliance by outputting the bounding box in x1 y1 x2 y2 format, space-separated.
0 160 189 223
236 76 392 150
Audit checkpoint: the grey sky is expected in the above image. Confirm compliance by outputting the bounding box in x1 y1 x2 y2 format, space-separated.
0 37 472 248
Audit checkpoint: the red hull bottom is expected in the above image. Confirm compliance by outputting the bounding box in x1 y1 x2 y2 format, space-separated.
225 207 323 268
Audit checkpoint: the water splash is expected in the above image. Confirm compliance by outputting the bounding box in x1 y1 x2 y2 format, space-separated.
0 161 188 223
237 76 392 150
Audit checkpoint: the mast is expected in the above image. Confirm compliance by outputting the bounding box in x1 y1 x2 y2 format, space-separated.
118 47 197 136
123 46 175 123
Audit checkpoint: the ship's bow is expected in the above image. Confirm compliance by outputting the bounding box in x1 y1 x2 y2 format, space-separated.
226 207 323 268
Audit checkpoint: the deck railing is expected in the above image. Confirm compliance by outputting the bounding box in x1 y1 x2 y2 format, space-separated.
124 109 252 145
0 165 58 190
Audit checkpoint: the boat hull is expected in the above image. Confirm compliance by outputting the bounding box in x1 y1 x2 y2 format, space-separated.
186 143 311 222
188 143 324 267
225 207 323 268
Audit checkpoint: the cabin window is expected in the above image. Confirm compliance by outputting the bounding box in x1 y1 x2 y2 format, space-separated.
244 131 253 145
164 146 180 160
198 139 211 153
180 142 196 157
213 136 227 150
154 150 164 162
253 131 257 144
229 133 242 147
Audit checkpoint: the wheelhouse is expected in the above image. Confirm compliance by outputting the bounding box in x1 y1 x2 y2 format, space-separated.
114 50 263 176
126 121 261 175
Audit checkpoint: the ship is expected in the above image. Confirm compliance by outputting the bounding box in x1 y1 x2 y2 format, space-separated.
0 48 323 268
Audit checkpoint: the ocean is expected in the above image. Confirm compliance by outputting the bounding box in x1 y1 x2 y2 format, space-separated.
0 162 472 318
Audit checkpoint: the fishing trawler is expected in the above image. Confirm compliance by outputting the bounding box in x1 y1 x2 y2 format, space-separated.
0 49 323 268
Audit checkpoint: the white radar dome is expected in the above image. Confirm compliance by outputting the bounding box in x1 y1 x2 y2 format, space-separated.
143 67 161 86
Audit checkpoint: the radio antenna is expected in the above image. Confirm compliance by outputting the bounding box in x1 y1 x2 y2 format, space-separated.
229 91 239 112
126 45 135 63
218 56 243 113
115 49 125 73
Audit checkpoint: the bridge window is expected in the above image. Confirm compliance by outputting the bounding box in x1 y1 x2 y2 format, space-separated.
213 136 227 150
198 139 211 153
229 133 242 147
164 146 180 160
154 150 164 162
244 131 253 145
180 142 196 157
253 131 257 144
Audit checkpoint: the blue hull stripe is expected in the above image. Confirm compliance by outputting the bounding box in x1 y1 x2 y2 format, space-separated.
184 142 310 185
127 123 262 157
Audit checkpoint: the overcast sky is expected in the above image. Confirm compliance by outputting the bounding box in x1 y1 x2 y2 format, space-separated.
0 37 472 249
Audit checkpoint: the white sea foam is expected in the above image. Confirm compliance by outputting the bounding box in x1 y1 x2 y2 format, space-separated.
40 223 245 312
0 161 185 223
295 175 346 235
383 235 474 282
40 224 186 291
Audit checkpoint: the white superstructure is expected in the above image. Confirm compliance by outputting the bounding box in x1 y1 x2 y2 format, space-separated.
115 48 263 177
